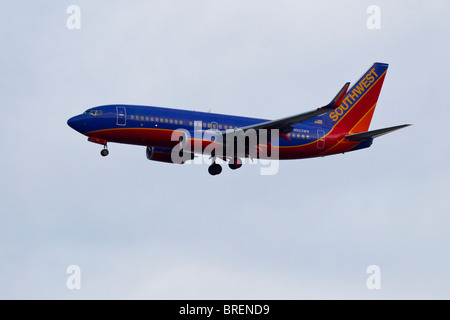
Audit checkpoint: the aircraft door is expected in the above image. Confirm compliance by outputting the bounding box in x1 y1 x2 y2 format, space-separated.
317 130 325 149
116 106 126 126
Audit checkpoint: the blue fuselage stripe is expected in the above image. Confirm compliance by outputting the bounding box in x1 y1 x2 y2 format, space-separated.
80 104 326 148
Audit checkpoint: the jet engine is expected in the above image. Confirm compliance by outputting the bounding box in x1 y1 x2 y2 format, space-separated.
146 146 193 164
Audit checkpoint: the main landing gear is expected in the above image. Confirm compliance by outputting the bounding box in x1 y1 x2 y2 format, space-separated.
228 158 242 170
208 162 222 176
208 158 242 176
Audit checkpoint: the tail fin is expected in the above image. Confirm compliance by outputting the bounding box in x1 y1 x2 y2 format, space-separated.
323 62 389 134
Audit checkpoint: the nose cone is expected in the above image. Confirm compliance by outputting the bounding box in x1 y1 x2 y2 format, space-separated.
67 116 76 129
67 115 86 134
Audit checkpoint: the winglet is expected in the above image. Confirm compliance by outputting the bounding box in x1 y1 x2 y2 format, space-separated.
322 82 350 110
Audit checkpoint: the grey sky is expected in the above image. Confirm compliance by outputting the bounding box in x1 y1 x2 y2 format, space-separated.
0 0 449 299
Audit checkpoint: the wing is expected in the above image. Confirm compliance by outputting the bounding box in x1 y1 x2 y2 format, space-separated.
211 82 350 159
226 82 350 137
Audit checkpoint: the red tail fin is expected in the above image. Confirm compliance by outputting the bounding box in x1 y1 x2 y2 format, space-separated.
325 63 389 134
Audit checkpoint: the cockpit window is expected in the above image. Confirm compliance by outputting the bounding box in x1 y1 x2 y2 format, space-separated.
83 109 103 116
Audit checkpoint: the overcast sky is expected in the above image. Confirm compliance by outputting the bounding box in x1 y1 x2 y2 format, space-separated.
1 0 449 299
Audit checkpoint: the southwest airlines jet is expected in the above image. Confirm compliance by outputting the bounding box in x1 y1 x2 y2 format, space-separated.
67 63 410 175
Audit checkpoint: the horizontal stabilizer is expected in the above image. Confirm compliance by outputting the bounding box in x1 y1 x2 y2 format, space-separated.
345 124 411 141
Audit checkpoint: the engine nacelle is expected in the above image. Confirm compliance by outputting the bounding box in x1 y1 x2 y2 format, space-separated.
146 146 189 164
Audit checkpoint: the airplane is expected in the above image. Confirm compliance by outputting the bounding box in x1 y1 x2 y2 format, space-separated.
67 62 410 175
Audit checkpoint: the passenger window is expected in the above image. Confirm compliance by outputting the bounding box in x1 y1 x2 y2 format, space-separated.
131 115 135 120
180 120 183 125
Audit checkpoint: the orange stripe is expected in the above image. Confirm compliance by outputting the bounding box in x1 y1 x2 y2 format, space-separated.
319 102 378 155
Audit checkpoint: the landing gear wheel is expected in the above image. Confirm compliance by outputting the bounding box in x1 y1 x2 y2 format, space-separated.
208 163 222 176
100 148 109 157
228 158 242 170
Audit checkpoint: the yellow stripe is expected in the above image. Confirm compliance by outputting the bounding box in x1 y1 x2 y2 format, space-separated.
349 102 377 134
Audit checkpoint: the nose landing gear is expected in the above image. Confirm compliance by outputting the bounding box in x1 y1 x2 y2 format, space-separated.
100 145 109 157
87 137 109 157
